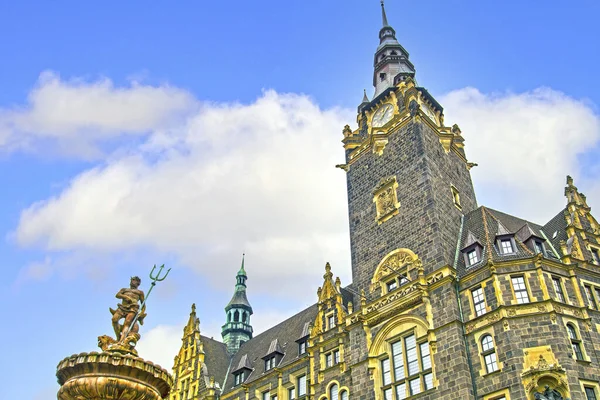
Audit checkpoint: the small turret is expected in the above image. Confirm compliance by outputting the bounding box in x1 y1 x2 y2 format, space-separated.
221 254 254 354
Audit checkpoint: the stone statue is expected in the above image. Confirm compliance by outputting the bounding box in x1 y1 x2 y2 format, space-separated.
534 385 564 400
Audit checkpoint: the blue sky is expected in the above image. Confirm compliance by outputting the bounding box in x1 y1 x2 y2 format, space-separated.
1 1 599 399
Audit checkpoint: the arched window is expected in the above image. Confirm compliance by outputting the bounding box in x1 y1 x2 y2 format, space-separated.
330 384 338 400
234 310 240 322
380 333 433 398
480 335 498 373
242 312 247 323
567 323 584 360
339 390 348 400
227 312 231 322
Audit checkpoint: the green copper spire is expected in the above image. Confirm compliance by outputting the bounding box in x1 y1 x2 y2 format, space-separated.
222 254 253 354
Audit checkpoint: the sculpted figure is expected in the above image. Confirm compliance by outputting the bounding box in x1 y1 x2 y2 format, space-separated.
110 276 146 344
534 385 564 400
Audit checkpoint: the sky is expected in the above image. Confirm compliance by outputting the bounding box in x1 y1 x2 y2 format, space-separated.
1 1 599 399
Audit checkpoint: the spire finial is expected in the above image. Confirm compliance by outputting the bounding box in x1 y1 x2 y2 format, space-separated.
362 89 369 103
381 0 389 27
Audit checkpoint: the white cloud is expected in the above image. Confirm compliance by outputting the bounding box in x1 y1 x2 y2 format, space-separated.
137 323 183 370
0 71 195 157
14 87 353 296
10 75 600 299
442 87 600 223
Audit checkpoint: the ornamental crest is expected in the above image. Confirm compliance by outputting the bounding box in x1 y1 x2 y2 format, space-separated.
371 248 420 292
373 176 400 224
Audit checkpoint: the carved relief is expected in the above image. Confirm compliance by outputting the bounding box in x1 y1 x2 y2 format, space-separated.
522 347 571 400
371 248 418 290
373 176 400 224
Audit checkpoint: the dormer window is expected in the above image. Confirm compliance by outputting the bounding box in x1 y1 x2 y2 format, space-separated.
534 240 545 255
234 370 246 385
467 249 479 265
461 231 483 267
298 340 307 355
499 238 514 254
265 356 277 371
262 338 284 372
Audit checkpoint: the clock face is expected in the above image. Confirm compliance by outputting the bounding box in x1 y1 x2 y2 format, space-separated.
372 103 394 128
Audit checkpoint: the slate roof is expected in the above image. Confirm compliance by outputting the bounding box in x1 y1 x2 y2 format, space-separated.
221 304 318 393
456 206 560 276
200 334 231 389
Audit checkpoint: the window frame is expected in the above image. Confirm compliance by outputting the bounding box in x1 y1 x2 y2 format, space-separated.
471 286 487 317
480 334 499 374
499 238 515 254
584 284 598 309
591 247 600 265
379 331 433 399
567 323 585 361
552 276 566 303
324 348 340 368
298 340 307 355
511 275 530 304
297 375 307 397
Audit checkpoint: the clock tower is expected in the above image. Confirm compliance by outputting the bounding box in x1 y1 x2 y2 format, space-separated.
341 1 478 294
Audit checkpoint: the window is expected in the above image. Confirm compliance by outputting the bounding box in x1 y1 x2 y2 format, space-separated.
380 334 432 398
585 386 598 400
387 280 398 292
330 384 339 400
340 390 348 400
591 248 600 265
500 239 514 254
326 349 340 368
234 371 246 385
472 287 487 317
262 392 269 400
534 240 545 255
467 249 479 266
327 315 336 330
299 340 307 355
380 72 387 82
481 335 499 373
511 276 530 304
552 277 565 303
298 375 307 397
584 285 597 309
567 323 584 360
272 395 278 400
451 186 461 209
288 388 295 400
265 356 276 371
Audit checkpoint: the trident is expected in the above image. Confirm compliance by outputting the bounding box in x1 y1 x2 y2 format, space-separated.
121 264 171 340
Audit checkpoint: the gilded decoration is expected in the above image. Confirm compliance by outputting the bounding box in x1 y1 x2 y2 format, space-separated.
522 346 571 400
370 248 419 292
56 352 172 400
311 263 346 337
372 176 400 224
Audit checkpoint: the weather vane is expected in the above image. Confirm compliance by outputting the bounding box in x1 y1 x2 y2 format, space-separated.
98 264 171 356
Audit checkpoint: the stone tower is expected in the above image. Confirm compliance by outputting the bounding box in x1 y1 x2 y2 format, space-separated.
342 0 477 294
221 255 253 354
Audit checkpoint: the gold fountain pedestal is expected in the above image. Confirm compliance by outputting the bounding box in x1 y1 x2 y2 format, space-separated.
56 351 173 400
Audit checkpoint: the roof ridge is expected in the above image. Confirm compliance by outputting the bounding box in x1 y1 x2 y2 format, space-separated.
481 206 493 259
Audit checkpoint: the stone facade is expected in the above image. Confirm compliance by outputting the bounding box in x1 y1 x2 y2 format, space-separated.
168 4 600 400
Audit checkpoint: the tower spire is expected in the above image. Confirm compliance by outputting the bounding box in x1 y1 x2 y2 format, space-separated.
381 0 389 27
371 1 416 98
222 254 253 354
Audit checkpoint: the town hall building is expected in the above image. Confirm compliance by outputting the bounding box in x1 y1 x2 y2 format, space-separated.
168 3 600 400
